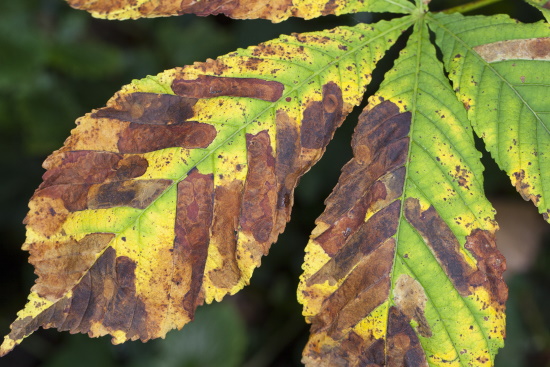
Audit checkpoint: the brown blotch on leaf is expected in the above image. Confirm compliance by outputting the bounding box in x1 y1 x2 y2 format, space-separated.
115 155 149 180
87 179 172 210
324 268 391 340
162 0 294 21
118 121 217 153
311 238 395 338
465 229 508 305
101 255 149 339
28 233 115 301
404 197 471 296
513 169 538 204
316 168 406 256
174 169 214 314
24 194 71 238
393 274 432 338
93 92 197 125
322 0 338 15
274 110 301 220
241 131 277 249
301 82 344 149
302 100 414 365
7 247 151 345
302 332 385 367
36 151 151 216
387 307 429 367
41 151 122 188
62 247 151 341
208 181 243 289
351 101 411 165
91 92 216 153
315 100 410 256
473 37 550 62
172 75 284 102
311 202 400 285
41 151 149 191
36 184 89 213
67 0 357 22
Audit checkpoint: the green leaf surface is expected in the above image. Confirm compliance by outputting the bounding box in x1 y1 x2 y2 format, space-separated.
430 12 550 222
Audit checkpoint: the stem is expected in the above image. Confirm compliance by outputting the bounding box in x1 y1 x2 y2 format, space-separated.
443 0 503 14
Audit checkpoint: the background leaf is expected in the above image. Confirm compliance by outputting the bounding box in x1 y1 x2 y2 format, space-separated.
66 0 415 21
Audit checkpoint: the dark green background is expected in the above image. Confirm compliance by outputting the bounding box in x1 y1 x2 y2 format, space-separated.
0 0 549 366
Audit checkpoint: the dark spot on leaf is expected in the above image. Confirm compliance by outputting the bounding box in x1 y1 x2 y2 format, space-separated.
513 169 537 203
115 155 149 179
393 274 432 338
208 181 243 289
41 151 123 188
11 247 151 343
88 179 172 209
322 0 338 15
316 101 410 255
172 75 284 102
241 131 277 248
465 229 507 305
387 307 428 366
301 82 344 149
174 169 214 314
118 121 217 153
29 233 115 301
275 109 301 216
404 198 471 296
94 92 197 124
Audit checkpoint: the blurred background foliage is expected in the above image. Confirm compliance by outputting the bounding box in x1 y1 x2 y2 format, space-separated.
0 0 549 366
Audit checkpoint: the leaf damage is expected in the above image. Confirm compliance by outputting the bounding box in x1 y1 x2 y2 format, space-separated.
65 0 414 21
300 100 412 367
1 19 412 357
172 75 284 102
300 21 508 366
430 12 550 223
473 37 550 62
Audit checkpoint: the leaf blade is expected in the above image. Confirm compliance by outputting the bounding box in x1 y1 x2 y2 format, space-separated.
298 18 506 366
66 0 415 21
0 17 413 356
429 12 550 222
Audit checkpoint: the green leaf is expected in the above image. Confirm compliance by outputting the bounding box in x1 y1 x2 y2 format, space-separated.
299 17 505 366
430 12 550 222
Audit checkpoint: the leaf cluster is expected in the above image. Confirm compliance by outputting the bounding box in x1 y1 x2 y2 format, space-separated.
1 0 550 366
